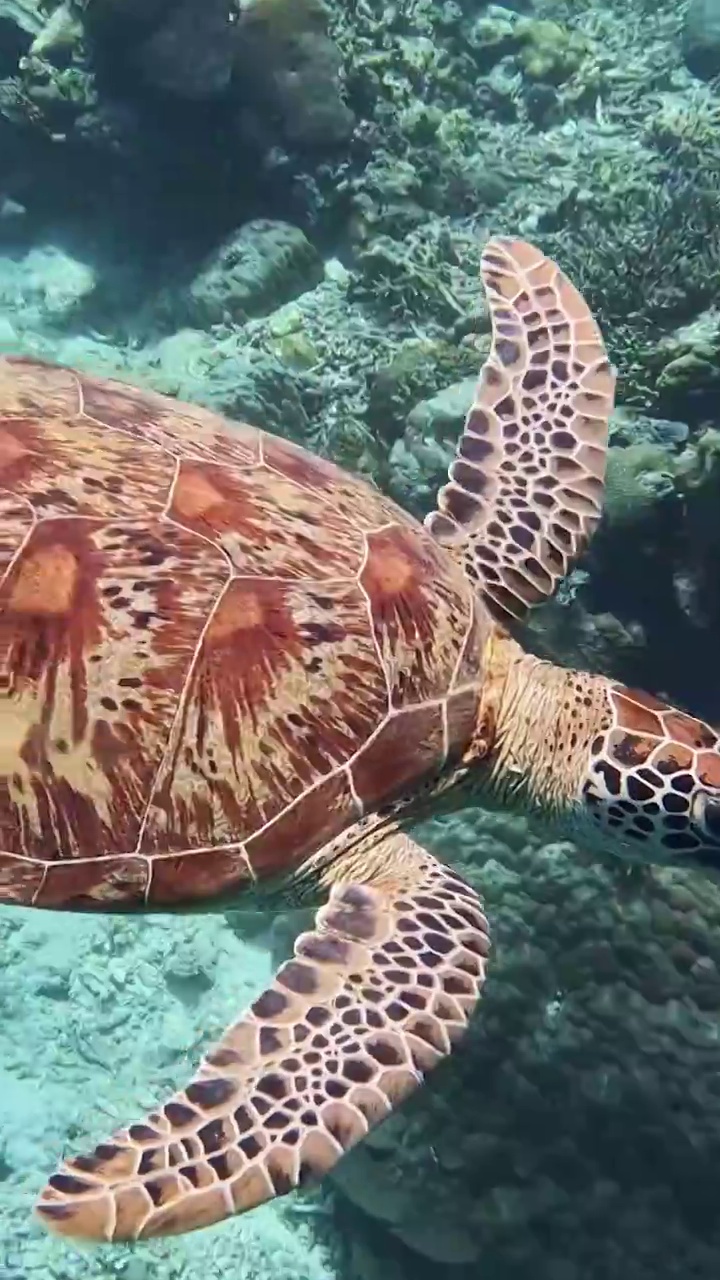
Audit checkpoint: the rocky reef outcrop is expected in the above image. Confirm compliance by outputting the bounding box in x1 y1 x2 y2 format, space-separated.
0 0 354 249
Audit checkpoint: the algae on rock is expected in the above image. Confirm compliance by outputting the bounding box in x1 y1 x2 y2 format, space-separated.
603 442 678 530
366 337 481 447
182 219 325 328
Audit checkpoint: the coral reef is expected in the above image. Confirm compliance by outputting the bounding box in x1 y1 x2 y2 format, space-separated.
2 0 720 1277
0 0 352 252
178 219 325 328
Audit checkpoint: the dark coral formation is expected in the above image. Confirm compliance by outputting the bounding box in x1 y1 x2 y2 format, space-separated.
0 0 353 247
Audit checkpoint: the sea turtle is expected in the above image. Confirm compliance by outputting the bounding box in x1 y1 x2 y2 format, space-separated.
1 238 719 1244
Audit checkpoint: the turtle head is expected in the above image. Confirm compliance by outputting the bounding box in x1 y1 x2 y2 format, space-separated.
581 683 720 869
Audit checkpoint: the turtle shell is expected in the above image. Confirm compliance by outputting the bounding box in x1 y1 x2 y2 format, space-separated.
0 357 483 910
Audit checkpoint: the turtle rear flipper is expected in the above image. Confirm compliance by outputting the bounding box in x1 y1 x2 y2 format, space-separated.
426 237 615 626
35 835 489 1242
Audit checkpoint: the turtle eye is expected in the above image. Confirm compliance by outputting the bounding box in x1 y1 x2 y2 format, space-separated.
693 790 720 841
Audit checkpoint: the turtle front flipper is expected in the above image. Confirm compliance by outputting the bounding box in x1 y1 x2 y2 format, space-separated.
426 237 615 626
35 837 489 1242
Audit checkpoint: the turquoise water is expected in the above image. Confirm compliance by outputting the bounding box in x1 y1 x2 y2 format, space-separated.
2 0 720 1277
0 908 336 1279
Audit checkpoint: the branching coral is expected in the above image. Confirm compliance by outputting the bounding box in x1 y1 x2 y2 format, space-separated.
351 223 483 324
543 156 720 406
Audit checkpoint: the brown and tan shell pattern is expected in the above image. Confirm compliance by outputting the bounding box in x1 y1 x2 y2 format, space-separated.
0 358 483 910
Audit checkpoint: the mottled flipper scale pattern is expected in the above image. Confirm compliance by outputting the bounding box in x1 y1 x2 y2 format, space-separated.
35 837 489 1241
426 238 615 624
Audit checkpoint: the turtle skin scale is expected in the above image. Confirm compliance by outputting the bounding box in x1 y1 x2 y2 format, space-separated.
0 356 484 910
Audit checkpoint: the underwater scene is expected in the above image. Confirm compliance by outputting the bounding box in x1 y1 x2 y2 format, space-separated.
3 0 720 1277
